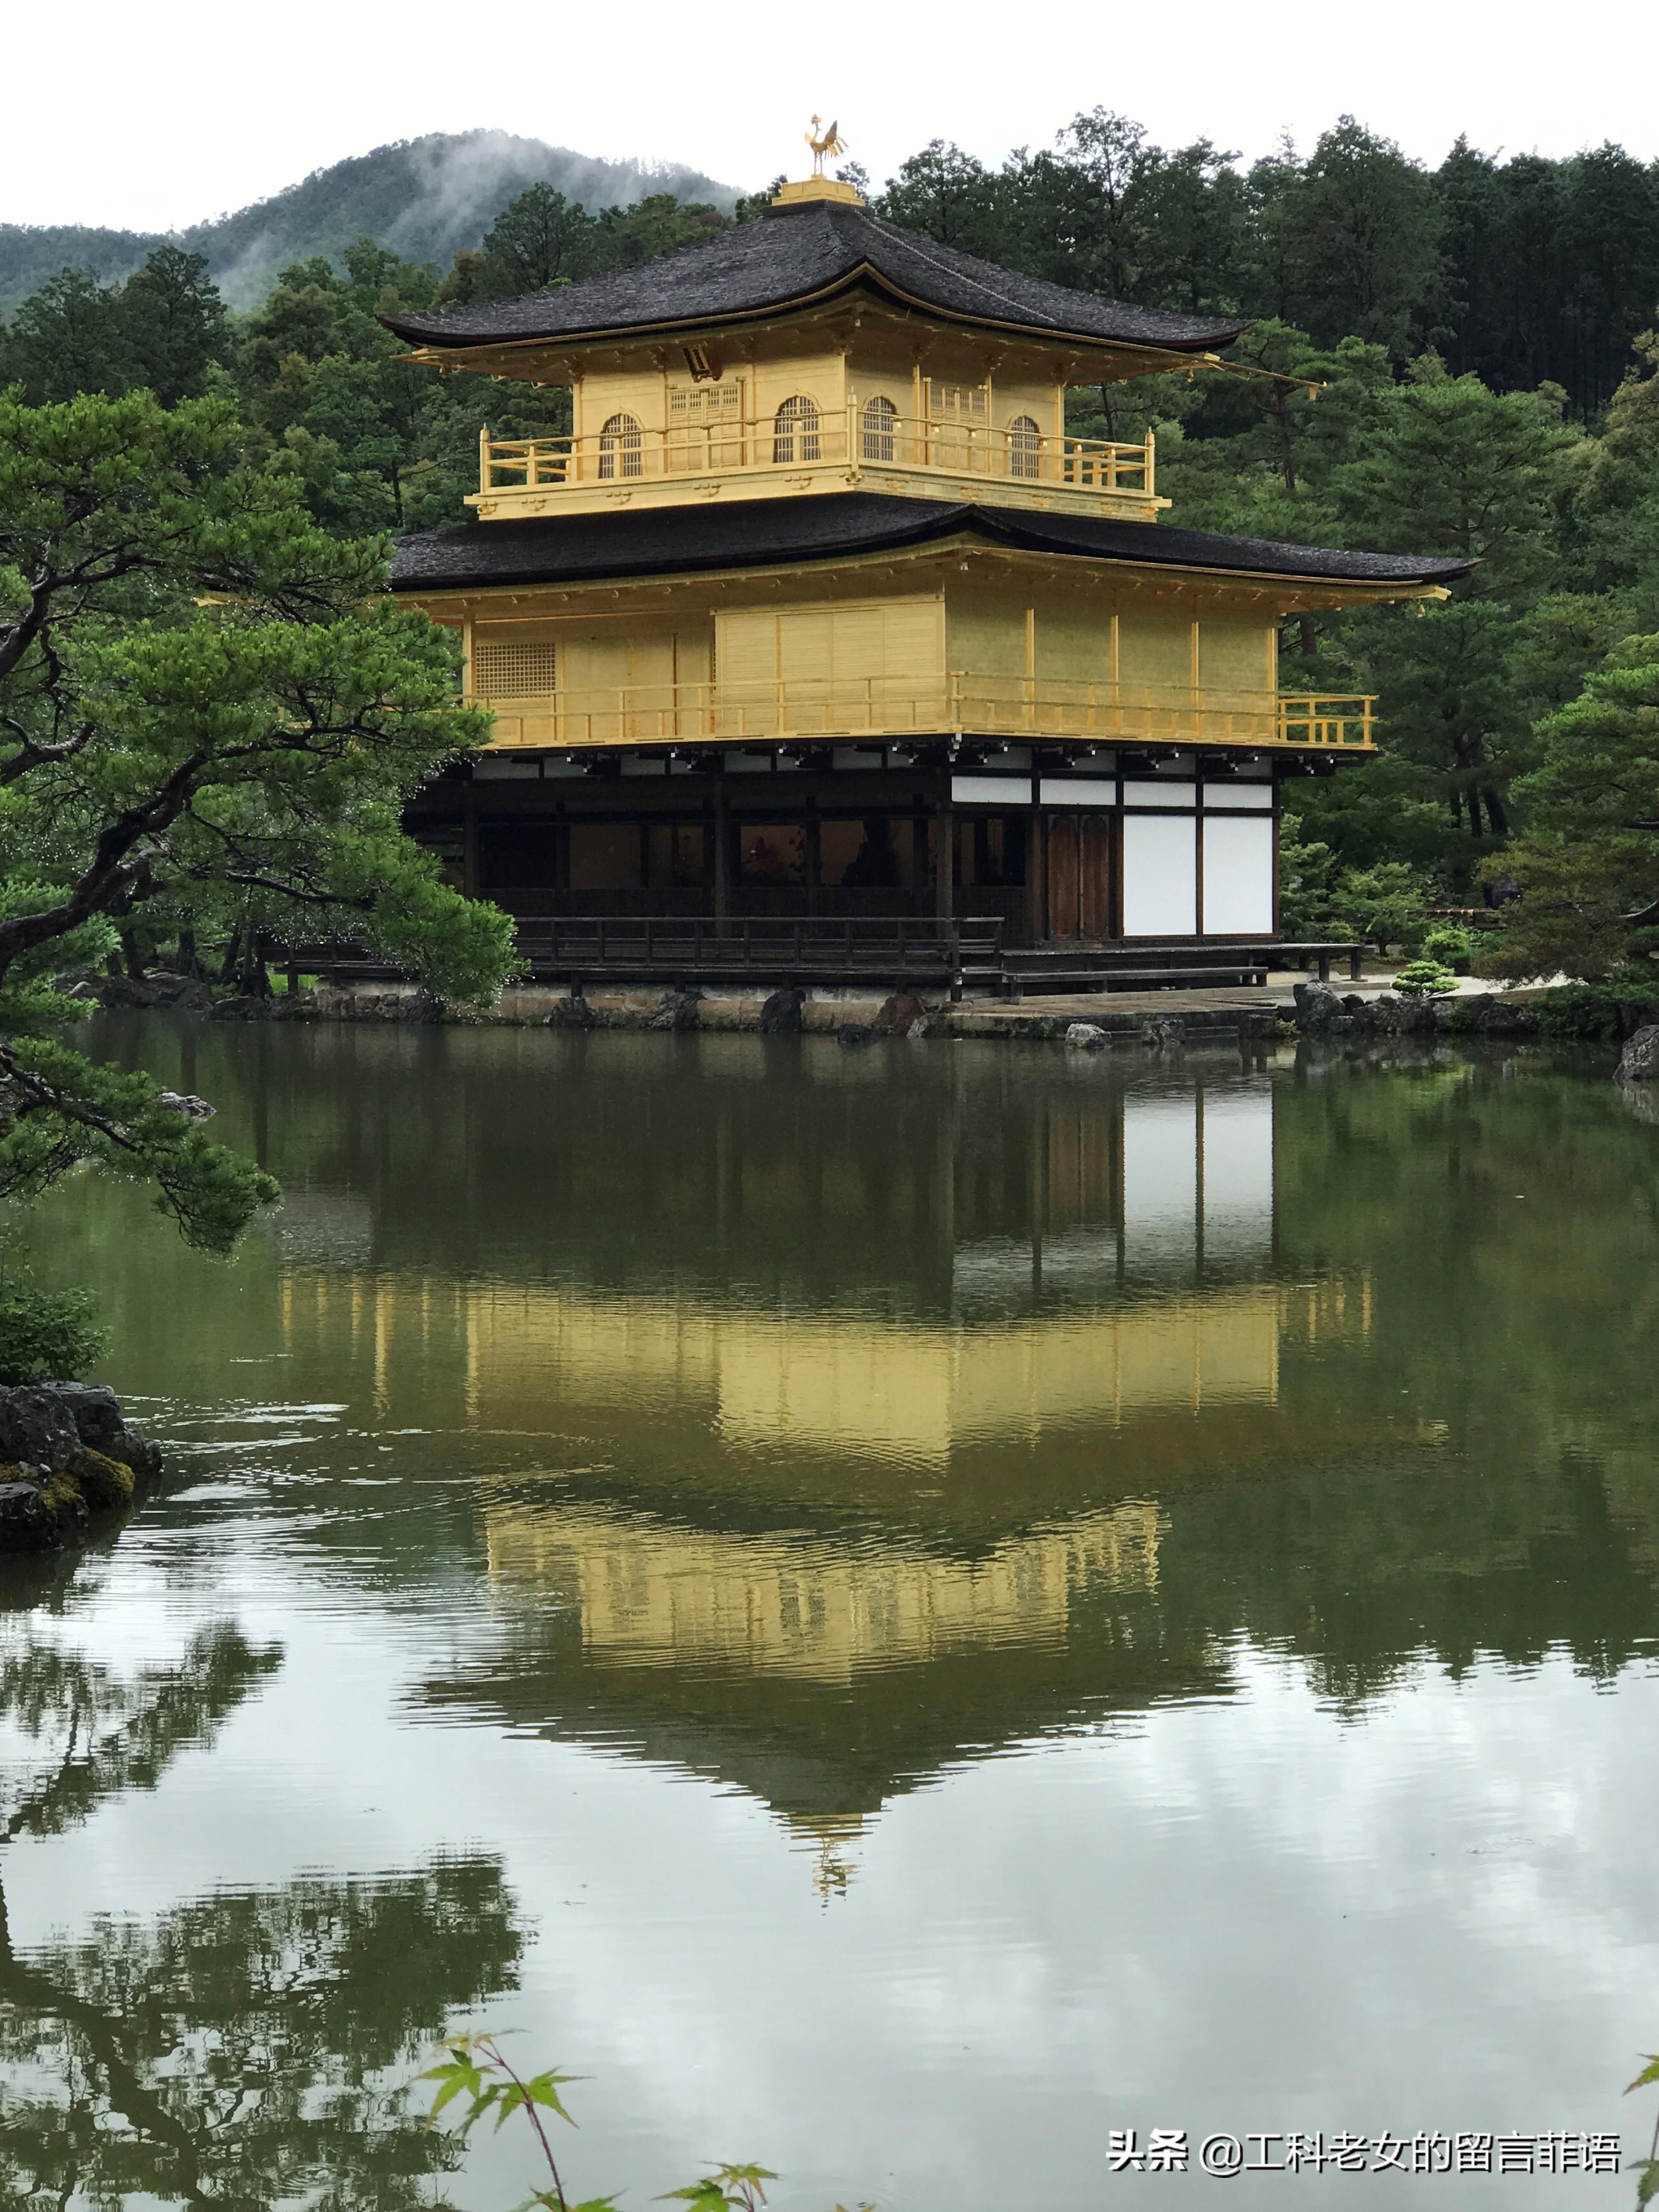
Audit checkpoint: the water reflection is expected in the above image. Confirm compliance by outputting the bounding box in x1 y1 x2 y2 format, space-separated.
30 1026 1659 1760
0 1614 522 2208
10 1024 1659 2204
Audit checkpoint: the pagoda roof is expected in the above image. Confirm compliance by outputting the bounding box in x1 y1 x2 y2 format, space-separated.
379 198 1248 355
391 491 1477 595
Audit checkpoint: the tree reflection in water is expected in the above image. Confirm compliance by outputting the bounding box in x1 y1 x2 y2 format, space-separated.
0 1621 523 2210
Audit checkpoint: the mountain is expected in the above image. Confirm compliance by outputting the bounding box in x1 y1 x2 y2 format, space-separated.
0 131 743 312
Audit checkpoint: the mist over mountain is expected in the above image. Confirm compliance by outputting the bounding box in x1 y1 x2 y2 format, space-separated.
0 129 743 310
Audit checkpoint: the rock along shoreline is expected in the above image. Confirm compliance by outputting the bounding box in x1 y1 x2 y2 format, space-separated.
0 1384 163 1554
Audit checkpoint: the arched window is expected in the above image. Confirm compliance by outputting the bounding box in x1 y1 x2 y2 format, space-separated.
599 413 642 479
861 394 898 462
1008 415 1042 480
773 394 821 465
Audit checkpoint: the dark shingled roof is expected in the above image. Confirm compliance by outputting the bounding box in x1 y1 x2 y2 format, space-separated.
391 492 1475 593
380 198 1248 353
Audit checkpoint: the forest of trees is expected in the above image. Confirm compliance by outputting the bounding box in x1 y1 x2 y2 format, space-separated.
4 109 1657 979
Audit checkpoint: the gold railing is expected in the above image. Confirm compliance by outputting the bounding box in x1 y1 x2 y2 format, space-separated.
475 674 1374 751
1278 696 1375 746
477 414 1155 498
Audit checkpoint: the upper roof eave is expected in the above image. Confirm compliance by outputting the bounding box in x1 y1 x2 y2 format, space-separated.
385 266 1248 360
377 201 1250 359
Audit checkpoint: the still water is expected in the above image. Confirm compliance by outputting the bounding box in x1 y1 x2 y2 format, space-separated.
4 1019 1658 2208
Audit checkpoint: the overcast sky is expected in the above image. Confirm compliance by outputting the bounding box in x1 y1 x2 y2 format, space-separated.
7 0 1657 234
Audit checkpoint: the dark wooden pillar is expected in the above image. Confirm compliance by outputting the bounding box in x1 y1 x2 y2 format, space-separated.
804 811 821 918
462 785 478 900
934 801 956 923
713 773 730 923
1026 794 1046 945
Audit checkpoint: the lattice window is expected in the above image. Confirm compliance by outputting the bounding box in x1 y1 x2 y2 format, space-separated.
599 412 642 478
862 394 898 461
472 639 558 698
773 394 821 464
669 382 743 418
1009 415 1042 479
933 383 988 420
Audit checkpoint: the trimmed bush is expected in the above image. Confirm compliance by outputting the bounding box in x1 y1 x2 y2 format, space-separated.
1393 960 1459 999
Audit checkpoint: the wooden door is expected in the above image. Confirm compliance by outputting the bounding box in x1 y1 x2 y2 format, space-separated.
1046 814 1112 940
1047 816 1080 939
1080 815 1112 938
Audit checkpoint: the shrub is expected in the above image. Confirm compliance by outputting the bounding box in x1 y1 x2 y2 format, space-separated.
1393 959 1459 998
1476 837 1654 982
1334 863 1432 957
1529 975 1659 1039
0 1280 106 1384
1422 926 1477 974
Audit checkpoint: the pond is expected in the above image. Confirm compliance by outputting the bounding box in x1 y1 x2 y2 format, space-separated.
3 1018 1658 2208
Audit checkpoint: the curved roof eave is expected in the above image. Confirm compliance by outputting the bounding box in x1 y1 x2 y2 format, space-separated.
381 264 1246 357
388 492 1478 597
377 199 1251 358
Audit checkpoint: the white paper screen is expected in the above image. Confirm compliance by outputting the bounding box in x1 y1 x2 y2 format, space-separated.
1202 815 1275 935
1122 814 1198 935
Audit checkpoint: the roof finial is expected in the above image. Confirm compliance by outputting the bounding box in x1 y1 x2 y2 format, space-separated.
805 115 847 177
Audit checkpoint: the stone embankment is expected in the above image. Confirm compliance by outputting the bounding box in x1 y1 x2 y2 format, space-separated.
69 965 1581 1046
1288 978 1539 1039
73 969 1286 1042
0 1384 163 1554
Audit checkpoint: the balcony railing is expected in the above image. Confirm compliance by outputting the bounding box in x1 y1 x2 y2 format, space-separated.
477 414 1155 500
473 674 1374 751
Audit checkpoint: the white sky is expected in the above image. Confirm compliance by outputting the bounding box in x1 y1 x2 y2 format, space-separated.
7 0 1657 234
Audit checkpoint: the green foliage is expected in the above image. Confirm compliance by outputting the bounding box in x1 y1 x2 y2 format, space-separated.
422 2038 821 2212
1627 2053 1659 2207
1477 838 1655 984
1276 817 1340 935
0 386 517 1248
663 2165 778 2211
1421 926 1476 968
1477 633 1659 981
0 1273 104 1382
1392 958 1458 997
1333 862 1432 956
1519 630 1659 832
1525 976 1659 1039
0 247 227 408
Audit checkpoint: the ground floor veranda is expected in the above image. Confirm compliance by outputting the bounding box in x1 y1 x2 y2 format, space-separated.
411 740 1334 949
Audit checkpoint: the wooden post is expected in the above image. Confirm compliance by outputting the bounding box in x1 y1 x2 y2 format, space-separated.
804 811 820 919
1026 789 1046 946
713 772 730 925
935 801 955 926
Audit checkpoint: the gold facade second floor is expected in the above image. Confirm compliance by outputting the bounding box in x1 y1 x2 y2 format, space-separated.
419 549 1397 755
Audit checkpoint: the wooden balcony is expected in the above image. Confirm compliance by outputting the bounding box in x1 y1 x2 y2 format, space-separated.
470 414 1160 521
473 674 1374 752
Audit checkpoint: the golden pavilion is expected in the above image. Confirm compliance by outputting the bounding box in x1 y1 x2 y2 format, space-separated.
385 146 1469 979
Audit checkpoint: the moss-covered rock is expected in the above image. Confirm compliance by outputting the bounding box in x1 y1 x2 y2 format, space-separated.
0 1476 55 1551
0 1385 163 1553
37 1469 89 1538
71 1447 136 1510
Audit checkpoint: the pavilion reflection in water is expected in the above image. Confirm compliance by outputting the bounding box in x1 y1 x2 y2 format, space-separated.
272 1075 1373 1859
